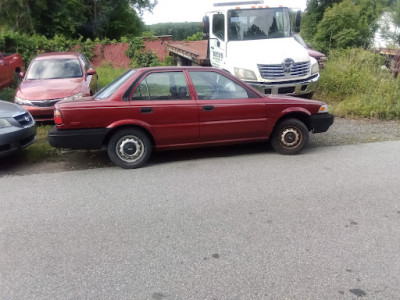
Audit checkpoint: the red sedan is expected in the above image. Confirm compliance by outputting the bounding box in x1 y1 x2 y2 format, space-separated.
14 52 98 121
48 67 334 169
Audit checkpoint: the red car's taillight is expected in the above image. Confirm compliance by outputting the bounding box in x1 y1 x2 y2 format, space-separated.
54 109 63 125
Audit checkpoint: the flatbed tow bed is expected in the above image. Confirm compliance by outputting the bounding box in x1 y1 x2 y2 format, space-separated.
166 40 210 66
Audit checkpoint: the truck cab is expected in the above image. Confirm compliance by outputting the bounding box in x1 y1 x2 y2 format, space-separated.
204 0 320 98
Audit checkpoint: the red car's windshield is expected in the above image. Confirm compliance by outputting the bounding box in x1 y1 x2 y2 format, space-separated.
26 59 83 80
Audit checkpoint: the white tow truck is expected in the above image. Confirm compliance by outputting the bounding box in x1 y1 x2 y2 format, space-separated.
166 0 320 98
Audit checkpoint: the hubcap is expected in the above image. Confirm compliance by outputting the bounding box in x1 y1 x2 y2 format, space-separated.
116 135 144 163
280 128 301 148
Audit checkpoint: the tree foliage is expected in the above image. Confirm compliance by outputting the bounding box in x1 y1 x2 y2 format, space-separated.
301 0 343 41
146 22 202 41
302 0 389 52
0 0 157 39
313 0 384 52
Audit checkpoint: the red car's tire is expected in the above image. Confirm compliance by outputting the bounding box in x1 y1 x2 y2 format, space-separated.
271 118 309 155
107 128 152 169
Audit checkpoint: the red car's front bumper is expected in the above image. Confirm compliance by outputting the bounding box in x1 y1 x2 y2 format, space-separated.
22 105 54 122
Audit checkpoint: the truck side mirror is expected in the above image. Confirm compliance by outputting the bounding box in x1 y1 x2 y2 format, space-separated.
294 10 301 33
203 16 210 35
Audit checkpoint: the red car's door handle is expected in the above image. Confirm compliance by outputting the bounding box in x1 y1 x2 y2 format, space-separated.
202 105 214 111
140 107 153 114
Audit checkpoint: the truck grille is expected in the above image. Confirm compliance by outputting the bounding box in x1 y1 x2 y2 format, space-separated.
258 61 310 80
14 112 34 127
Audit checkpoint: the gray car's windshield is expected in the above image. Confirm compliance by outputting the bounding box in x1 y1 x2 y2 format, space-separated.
228 7 291 41
27 59 83 80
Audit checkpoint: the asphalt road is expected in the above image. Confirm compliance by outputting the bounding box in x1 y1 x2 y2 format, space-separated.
1 141 400 299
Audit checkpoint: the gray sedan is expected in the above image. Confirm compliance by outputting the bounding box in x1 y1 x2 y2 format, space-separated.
0 100 36 157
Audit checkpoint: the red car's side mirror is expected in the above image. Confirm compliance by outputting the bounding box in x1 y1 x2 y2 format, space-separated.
87 68 96 76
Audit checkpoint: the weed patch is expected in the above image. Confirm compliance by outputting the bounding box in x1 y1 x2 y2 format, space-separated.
0 87 16 102
315 48 400 119
21 125 60 163
96 66 128 89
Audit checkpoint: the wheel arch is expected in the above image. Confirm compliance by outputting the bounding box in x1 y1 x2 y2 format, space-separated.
273 111 312 134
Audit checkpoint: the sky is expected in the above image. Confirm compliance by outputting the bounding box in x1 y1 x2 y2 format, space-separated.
141 0 307 25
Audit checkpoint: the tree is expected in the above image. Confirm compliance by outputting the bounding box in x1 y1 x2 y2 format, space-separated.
0 0 157 39
146 22 202 40
37 0 88 37
81 0 146 39
313 0 384 52
301 0 343 41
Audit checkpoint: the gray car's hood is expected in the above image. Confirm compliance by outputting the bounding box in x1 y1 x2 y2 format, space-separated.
0 100 27 118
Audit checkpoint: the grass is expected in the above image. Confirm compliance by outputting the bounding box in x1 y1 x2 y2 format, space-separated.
0 87 16 102
96 65 128 89
21 125 60 163
314 48 400 120
7 66 128 164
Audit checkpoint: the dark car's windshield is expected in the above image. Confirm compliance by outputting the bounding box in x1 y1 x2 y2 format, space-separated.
228 7 291 41
26 59 83 80
96 70 137 99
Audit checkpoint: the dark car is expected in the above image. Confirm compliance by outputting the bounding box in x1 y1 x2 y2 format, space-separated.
293 34 327 69
48 67 334 169
0 51 24 90
14 52 98 121
0 100 36 158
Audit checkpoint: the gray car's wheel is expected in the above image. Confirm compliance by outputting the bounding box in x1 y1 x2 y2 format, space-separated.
271 118 309 155
107 129 151 169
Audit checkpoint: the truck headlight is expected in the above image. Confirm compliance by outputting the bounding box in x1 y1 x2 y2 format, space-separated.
318 104 329 113
0 119 12 128
15 96 33 106
234 68 257 81
311 58 319 75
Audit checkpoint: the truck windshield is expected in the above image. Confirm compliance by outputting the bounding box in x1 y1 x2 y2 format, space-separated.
228 7 290 41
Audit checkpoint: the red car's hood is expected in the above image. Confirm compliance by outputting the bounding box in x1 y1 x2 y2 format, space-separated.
16 78 83 100
267 94 324 105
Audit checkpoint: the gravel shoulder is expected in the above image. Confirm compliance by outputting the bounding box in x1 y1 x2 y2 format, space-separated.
1 117 400 177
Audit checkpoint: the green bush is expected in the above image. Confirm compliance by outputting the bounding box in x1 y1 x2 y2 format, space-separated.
316 48 400 119
125 37 161 68
0 30 96 67
1 30 172 72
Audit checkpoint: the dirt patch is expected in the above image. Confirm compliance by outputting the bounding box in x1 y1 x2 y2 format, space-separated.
0 150 112 177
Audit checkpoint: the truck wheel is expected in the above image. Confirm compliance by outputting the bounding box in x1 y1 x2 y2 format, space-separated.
271 118 309 155
107 128 152 169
